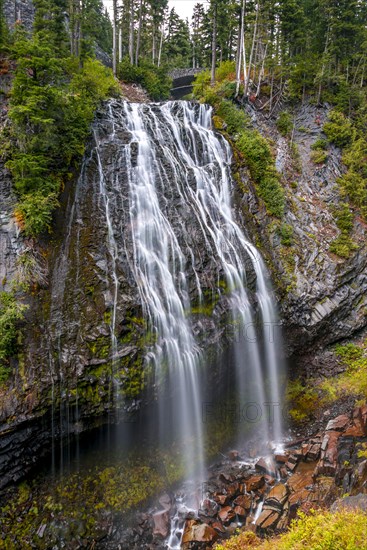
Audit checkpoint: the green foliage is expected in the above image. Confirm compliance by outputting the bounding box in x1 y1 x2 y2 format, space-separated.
321 340 367 402
118 57 171 100
323 110 354 147
192 69 211 99
0 291 27 383
276 111 293 137
329 233 357 258
237 131 285 217
278 223 293 246
6 28 118 236
329 203 357 258
310 149 328 164
216 100 249 134
215 60 236 82
311 138 328 150
15 192 59 237
334 203 354 233
215 510 367 549
337 138 367 218
286 379 318 423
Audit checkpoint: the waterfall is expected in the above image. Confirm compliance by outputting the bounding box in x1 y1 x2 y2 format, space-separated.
92 100 283 488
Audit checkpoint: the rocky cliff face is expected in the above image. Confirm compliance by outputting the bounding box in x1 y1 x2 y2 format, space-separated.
0 99 366 487
236 102 367 360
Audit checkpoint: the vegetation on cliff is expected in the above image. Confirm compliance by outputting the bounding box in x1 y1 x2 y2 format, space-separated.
0 290 26 382
4 30 118 236
193 63 285 218
287 337 367 425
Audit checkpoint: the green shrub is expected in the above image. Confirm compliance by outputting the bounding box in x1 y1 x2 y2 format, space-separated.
323 110 354 147
192 69 211 99
286 379 318 423
216 100 249 134
7 33 118 237
15 192 59 237
237 130 285 217
237 130 274 180
276 111 293 137
329 233 358 258
334 203 354 233
310 149 328 164
311 138 328 150
321 339 367 404
336 139 367 218
0 291 27 382
278 223 293 246
215 510 367 549
117 57 171 100
216 60 236 82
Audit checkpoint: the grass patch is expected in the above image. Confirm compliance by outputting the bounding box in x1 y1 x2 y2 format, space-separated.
0 291 27 384
310 149 328 164
214 509 367 549
286 379 319 424
320 341 367 403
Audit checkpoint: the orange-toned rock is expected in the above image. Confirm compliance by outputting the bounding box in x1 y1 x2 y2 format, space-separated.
256 507 281 529
212 521 226 533
214 494 229 506
233 494 252 510
265 483 289 508
218 506 236 524
274 452 289 464
317 430 340 475
325 414 349 432
234 505 246 517
182 520 219 547
246 475 265 492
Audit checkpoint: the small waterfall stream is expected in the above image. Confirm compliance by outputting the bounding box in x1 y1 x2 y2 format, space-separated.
88 100 284 546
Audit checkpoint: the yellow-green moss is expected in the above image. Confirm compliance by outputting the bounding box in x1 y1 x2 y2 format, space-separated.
214 509 367 549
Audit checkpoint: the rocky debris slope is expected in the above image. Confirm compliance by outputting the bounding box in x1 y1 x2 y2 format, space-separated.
110 405 367 549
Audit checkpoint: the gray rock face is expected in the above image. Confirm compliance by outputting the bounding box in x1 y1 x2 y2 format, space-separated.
0 165 19 291
4 0 34 31
238 102 367 358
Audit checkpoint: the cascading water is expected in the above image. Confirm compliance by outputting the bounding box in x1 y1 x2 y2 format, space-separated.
90 99 284 546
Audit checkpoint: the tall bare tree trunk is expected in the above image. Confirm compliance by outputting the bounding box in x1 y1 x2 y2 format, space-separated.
119 28 122 62
235 0 245 97
244 1 259 97
112 0 118 76
135 0 143 65
157 20 164 67
152 25 156 64
256 42 267 97
210 2 217 86
129 0 134 64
